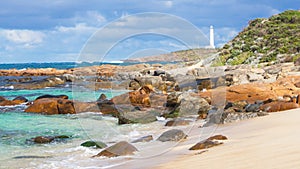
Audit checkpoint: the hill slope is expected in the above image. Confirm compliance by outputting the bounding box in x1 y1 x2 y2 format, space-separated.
215 10 300 66
124 48 217 63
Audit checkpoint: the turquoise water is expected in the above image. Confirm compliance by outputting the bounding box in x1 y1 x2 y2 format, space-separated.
0 87 129 168
0 87 127 101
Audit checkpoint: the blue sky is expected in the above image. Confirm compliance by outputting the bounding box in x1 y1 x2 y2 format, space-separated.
0 0 299 63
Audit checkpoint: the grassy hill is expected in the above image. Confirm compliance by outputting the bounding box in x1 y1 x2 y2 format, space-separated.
215 10 300 66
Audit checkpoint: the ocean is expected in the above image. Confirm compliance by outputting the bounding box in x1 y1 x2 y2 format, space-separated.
0 62 202 169
0 61 178 70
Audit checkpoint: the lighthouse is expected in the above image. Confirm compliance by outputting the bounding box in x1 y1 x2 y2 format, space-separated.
209 25 215 49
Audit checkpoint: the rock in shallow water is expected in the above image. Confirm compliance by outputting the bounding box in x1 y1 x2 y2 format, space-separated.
157 129 188 142
31 135 70 144
93 141 138 158
131 135 153 143
189 140 223 150
81 141 107 149
165 119 191 126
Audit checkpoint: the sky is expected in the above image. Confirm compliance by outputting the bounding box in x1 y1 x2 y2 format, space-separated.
0 0 299 63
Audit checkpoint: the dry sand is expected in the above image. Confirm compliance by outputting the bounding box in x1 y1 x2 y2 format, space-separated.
154 108 300 169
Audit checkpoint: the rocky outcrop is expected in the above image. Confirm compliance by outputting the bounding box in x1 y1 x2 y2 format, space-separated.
157 129 188 142
199 76 300 104
93 141 138 158
13 76 66 90
0 68 71 76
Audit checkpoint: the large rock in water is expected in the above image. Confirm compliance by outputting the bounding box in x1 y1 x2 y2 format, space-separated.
25 98 75 115
157 129 188 142
35 94 68 100
93 141 138 158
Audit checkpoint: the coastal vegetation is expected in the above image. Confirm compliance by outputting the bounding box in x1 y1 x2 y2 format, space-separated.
214 10 300 66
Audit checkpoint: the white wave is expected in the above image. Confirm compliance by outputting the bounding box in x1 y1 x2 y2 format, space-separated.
0 85 14 90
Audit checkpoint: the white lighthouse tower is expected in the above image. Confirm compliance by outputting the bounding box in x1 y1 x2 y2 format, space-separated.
209 25 215 49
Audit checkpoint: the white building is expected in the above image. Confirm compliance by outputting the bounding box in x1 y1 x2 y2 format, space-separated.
209 25 215 49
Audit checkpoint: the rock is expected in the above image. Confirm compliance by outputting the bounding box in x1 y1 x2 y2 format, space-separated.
175 92 210 117
32 135 70 144
166 92 182 108
134 76 163 89
62 74 78 82
97 94 107 102
0 96 6 102
25 98 76 115
245 103 263 112
189 140 223 150
74 102 101 113
81 141 107 148
25 99 59 115
13 76 65 90
12 96 28 103
117 109 160 124
224 102 233 109
0 96 27 106
247 72 263 82
97 101 119 115
57 99 76 114
112 85 155 108
54 135 70 139
157 129 188 142
93 141 138 158
128 80 141 90
36 94 68 100
165 119 191 126
204 110 225 126
222 112 260 124
232 100 248 110
260 101 299 112
207 135 228 140
33 136 55 144
131 135 153 143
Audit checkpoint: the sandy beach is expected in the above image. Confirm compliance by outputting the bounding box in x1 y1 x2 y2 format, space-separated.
153 108 300 169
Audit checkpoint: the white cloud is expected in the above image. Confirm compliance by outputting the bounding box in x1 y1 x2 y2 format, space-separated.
214 27 239 47
164 1 173 8
55 23 97 33
72 10 106 27
1 29 45 44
